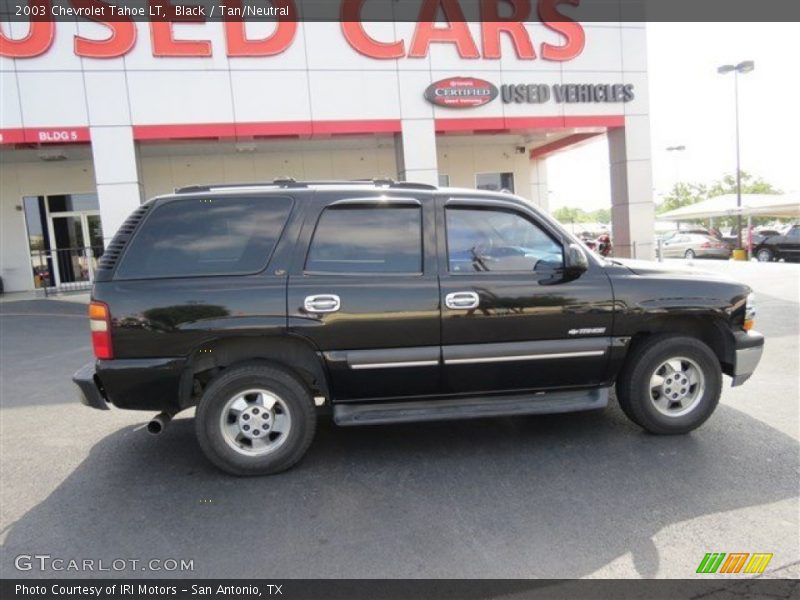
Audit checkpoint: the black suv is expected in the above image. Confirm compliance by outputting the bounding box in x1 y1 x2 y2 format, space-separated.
73 180 764 475
753 224 800 262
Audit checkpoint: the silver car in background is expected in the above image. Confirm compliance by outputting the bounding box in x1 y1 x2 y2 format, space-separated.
660 233 732 259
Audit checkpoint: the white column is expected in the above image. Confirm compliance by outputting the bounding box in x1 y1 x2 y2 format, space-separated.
395 119 439 186
89 126 143 246
608 117 655 259
528 158 549 211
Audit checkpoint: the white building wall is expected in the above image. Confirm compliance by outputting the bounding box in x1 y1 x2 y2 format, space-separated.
0 158 96 291
0 19 654 288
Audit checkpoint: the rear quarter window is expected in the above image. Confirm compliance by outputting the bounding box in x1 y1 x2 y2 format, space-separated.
115 196 292 279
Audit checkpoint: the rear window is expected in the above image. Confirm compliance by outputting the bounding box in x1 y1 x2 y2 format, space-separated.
305 206 422 274
115 196 292 279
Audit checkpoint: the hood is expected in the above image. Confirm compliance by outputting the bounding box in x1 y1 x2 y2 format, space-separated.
609 258 732 281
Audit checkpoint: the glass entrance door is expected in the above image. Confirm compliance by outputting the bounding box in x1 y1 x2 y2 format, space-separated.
48 211 103 288
23 194 104 292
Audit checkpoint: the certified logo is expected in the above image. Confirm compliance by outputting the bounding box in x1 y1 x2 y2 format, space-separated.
424 77 498 108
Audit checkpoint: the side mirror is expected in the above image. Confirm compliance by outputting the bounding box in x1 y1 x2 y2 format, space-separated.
565 243 589 274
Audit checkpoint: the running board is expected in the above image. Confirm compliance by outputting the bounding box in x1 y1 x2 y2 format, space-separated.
333 388 609 426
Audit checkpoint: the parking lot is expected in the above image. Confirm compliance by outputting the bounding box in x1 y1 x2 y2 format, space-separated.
0 259 797 579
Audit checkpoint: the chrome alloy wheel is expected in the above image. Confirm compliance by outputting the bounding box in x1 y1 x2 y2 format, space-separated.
219 389 291 456
649 357 705 418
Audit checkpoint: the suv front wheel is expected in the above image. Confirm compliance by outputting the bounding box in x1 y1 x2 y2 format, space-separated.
616 335 722 435
195 363 316 476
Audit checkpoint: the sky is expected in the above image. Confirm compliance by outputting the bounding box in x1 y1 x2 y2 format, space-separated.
547 22 800 211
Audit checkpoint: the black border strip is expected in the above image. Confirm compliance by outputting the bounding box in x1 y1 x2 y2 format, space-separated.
1 0 799 23
3 578 799 600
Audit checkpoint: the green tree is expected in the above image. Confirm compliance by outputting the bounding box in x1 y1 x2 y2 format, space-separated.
656 181 708 215
552 206 589 223
657 172 785 228
588 208 611 223
707 171 781 197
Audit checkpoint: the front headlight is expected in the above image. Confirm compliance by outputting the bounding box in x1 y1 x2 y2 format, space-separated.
744 292 756 331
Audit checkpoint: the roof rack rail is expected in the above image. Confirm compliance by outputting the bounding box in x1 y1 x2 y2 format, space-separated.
174 178 439 194
390 181 438 190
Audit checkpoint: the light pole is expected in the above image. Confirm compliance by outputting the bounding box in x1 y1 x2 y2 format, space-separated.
666 145 686 186
718 60 754 250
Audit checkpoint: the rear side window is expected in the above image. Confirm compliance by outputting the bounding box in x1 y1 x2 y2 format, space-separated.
115 197 292 279
305 206 422 274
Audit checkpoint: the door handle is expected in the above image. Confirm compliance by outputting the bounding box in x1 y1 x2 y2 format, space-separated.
304 294 341 314
445 291 479 310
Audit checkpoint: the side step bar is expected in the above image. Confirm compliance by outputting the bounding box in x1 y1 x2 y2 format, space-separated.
333 388 609 426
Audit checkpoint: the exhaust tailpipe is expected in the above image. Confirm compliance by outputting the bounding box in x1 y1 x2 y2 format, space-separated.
147 412 172 435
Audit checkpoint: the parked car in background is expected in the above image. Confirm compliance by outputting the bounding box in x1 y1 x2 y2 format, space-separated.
660 228 709 244
752 224 800 262
660 233 732 259
751 228 782 246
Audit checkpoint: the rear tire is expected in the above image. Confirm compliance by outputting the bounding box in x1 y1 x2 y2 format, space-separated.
756 248 773 262
616 335 721 435
195 364 316 476
684 249 696 259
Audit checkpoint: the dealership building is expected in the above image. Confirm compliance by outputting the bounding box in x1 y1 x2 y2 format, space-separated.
0 15 653 293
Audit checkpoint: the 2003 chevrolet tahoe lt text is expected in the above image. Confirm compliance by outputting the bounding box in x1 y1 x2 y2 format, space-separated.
73 179 764 476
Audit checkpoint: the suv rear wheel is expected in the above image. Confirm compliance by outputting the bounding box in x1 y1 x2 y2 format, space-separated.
616 335 721 435
195 364 316 475
756 248 773 262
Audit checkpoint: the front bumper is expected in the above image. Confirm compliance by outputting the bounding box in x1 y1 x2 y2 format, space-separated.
72 362 109 410
731 330 765 387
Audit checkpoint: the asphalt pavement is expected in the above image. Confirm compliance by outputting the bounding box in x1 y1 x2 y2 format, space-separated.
0 260 797 579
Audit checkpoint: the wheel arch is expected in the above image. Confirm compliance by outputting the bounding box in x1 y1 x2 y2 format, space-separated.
179 334 331 409
622 315 736 378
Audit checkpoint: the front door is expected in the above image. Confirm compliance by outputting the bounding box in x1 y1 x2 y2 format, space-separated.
437 196 615 395
288 195 440 402
47 210 104 287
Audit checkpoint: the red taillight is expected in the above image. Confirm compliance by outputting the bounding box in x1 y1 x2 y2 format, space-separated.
89 301 113 359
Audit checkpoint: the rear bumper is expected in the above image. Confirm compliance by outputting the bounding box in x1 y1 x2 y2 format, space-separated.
75 357 186 412
731 330 765 387
72 362 109 410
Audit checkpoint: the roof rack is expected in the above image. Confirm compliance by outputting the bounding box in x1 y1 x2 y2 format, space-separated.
174 178 438 194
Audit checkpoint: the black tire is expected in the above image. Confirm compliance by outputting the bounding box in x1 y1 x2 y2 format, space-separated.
756 248 773 262
684 249 696 259
616 335 722 435
195 363 316 476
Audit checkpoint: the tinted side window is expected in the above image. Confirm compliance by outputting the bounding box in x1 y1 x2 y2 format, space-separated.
446 207 562 273
116 197 292 279
306 206 422 274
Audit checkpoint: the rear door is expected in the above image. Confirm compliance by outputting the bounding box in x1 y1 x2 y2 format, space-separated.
287 193 440 402
437 196 614 395
777 226 800 259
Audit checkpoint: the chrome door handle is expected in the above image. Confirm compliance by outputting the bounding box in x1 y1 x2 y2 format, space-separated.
445 291 479 310
304 294 341 313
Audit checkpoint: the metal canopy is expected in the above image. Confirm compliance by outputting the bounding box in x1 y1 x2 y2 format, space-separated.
659 193 800 221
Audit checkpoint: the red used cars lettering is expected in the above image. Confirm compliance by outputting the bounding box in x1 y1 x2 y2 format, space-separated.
224 0 297 57
0 0 54 58
73 0 136 58
409 0 480 59
479 0 536 60
341 0 405 59
539 0 585 61
148 1 211 57
0 0 586 61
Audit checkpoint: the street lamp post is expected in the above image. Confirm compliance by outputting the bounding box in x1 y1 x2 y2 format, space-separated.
666 145 686 186
718 60 754 251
